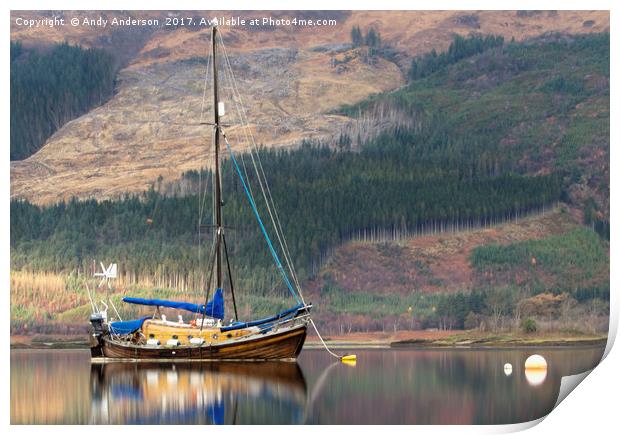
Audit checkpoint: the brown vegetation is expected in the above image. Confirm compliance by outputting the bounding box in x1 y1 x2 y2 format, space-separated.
307 206 576 297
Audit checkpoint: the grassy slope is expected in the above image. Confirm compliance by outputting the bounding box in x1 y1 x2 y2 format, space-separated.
471 225 609 293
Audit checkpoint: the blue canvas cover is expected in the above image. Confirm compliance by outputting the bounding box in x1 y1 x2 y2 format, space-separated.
122 288 225 320
220 304 304 332
109 316 152 335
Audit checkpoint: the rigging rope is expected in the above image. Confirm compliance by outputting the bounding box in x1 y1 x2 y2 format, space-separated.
223 133 301 305
217 33 306 303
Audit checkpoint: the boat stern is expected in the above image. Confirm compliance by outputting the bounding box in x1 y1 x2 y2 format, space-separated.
89 312 107 358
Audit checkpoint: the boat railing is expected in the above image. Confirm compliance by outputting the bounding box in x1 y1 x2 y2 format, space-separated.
106 304 312 345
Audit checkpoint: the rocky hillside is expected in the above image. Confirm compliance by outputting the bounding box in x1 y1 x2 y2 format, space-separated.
10 10 609 204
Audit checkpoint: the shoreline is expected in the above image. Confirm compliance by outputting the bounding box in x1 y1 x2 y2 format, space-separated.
10 333 607 351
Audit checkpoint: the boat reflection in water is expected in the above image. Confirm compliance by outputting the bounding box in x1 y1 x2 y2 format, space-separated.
90 361 307 424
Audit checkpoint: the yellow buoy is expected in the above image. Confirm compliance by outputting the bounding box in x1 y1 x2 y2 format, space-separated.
341 354 357 362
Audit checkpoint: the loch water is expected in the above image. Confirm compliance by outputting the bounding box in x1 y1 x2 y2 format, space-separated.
10 346 604 424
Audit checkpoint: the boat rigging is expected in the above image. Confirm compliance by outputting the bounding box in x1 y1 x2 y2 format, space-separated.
87 26 353 363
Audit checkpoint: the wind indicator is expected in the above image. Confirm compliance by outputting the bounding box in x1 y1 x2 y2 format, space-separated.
94 262 117 289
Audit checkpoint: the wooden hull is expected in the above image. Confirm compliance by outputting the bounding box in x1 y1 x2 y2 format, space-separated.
98 323 307 361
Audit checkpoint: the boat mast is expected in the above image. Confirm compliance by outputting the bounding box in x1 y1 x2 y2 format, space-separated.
212 25 223 290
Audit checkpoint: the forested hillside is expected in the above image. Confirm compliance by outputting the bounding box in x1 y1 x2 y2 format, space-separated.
10 11 609 205
341 32 609 238
10 42 116 160
10 32 609 335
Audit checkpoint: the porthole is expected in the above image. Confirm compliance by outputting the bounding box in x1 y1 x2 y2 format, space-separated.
226 333 233 339
172 335 178 339
212 334 218 340
149 334 155 339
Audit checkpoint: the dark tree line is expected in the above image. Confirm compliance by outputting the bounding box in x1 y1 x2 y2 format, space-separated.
11 128 562 299
10 41 117 160
408 34 504 81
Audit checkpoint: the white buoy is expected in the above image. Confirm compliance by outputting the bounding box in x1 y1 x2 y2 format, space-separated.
525 354 547 370
504 363 513 376
525 354 548 386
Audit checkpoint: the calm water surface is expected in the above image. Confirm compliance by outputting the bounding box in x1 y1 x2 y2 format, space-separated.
11 346 604 424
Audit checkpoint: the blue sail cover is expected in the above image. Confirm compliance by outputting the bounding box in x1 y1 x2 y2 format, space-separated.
109 316 152 335
122 288 224 320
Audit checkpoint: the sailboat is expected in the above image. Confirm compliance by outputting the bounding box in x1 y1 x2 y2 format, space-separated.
88 26 312 361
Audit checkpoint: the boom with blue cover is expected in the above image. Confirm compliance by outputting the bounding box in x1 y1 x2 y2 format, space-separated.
122 288 224 319
221 304 304 332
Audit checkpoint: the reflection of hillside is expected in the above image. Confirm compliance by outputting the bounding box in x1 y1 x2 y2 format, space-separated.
90 361 307 424
11 350 90 424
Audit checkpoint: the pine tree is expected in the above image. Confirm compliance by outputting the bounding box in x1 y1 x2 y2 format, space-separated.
351 26 363 47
